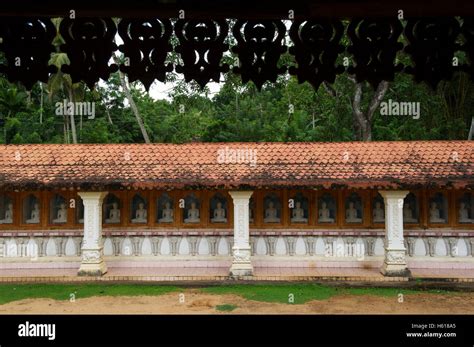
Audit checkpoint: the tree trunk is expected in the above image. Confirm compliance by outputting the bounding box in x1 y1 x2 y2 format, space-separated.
64 115 70 144
468 117 474 140
68 89 78 144
39 83 43 124
351 79 389 141
106 107 114 125
26 91 32 106
113 54 150 143
362 121 372 141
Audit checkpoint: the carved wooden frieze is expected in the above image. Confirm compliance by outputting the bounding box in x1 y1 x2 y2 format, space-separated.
0 18 57 89
347 18 403 87
118 18 173 90
232 20 287 89
175 19 229 88
289 20 345 90
59 17 118 88
0 16 471 90
404 18 461 89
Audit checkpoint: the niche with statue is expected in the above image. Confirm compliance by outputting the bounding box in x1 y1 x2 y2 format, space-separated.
318 193 336 224
263 193 281 223
345 192 363 224
183 193 200 223
210 193 228 223
428 192 448 224
104 194 121 224
289 192 309 223
0 195 14 224
50 194 68 224
157 193 174 223
23 194 41 224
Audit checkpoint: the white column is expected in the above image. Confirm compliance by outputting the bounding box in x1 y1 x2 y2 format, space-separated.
78 191 108 276
229 191 253 277
379 190 411 277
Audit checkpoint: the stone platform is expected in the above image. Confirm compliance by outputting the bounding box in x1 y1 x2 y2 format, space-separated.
0 267 473 283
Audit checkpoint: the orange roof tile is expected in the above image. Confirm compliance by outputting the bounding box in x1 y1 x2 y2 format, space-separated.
0 141 472 190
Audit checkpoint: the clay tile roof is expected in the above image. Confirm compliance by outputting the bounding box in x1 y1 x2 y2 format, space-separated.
0 141 472 190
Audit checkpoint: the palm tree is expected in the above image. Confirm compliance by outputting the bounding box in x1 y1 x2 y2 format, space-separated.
47 18 82 144
112 53 151 143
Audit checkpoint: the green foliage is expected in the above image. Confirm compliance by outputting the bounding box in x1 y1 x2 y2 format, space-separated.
0 66 472 144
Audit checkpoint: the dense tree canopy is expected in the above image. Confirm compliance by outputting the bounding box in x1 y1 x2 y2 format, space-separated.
0 65 472 144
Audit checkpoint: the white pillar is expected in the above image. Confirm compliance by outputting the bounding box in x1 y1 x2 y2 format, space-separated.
229 191 253 277
78 191 108 276
379 190 411 277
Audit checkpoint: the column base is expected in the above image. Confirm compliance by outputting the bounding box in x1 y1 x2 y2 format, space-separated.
229 246 253 277
78 247 107 276
381 263 411 277
381 248 411 277
78 262 107 276
229 263 254 277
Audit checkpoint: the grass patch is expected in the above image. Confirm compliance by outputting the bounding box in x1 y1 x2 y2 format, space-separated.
0 283 457 306
215 304 238 312
202 284 341 304
0 284 179 305
201 284 453 304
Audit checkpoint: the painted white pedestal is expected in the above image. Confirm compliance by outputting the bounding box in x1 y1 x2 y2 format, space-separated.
78 192 108 276
379 190 411 277
229 191 254 277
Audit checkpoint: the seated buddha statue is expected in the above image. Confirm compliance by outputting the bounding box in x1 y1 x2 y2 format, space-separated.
372 201 385 223
159 202 174 223
26 202 40 224
459 202 473 223
0 202 13 224
184 202 200 223
105 202 121 223
318 201 334 223
53 203 68 223
211 202 227 223
131 202 147 223
346 201 362 223
429 202 445 223
264 201 280 223
291 201 307 223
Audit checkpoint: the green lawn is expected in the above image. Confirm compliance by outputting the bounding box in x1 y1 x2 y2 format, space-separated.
0 283 454 306
201 284 451 304
0 284 179 305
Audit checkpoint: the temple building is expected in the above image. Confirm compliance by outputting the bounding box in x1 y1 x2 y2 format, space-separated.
0 141 473 278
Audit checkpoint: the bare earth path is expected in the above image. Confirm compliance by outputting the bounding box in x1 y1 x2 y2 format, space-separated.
1 290 474 314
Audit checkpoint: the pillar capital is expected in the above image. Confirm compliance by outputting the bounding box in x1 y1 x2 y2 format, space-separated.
229 191 254 201
379 190 410 201
78 191 108 202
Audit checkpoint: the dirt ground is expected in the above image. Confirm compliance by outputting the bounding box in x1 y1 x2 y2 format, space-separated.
1 290 474 314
